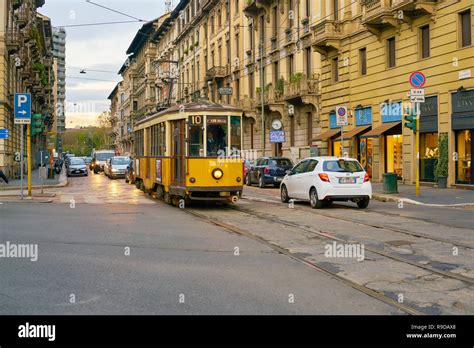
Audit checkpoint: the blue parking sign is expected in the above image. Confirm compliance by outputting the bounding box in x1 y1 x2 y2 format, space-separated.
14 93 31 124
0 128 9 139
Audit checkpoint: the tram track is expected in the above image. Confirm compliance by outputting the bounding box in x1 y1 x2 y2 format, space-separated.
242 195 474 250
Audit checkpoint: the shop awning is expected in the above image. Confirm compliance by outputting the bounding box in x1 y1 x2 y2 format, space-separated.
312 129 341 142
334 125 371 141
360 122 401 138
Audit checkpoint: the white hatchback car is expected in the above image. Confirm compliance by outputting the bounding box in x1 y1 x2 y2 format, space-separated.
280 157 372 209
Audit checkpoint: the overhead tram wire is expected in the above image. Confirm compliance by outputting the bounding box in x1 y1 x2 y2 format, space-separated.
85 0 148 22
58 20 144 28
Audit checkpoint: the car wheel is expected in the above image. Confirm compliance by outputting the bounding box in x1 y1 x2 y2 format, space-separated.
280 185 290 203
94 169 98 174
357 197 370 209
309 188 324 209
245 174 251 186
125 177 129 183
258 175 265 188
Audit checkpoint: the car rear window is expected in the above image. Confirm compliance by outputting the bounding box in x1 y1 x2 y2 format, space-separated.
70 158 85 165
111 158 129 165
323 160 363 173
271 158 292 166
96 153 114 160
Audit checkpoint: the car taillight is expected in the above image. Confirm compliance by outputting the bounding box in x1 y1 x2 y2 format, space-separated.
364 173 370 182
319 173 330 182
264 167 270 174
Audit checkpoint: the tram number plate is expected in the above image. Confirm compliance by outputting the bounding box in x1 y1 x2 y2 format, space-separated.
339 177 356 184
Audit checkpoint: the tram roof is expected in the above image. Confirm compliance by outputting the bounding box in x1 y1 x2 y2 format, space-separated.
136 101 243 125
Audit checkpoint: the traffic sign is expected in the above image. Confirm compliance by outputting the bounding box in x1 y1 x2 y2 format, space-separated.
269 130 285 143
410 88 425 103
336 105 348 126
14 93 31 124
0 128 9 139
409 71 426 88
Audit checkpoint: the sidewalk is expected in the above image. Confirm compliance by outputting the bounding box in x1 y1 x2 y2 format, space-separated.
0 166 68 192
372 182 474 207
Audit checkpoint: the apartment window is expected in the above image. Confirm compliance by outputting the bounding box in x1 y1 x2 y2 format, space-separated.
249 72 254 98
460 10 472 47
306 0 310 17
211 16 214 34
218 10 221 28
387 37 396 68
334 0 339 21
290 115 295 146
288 54 294 79
289 0 294 27
332 57 339 82
305 47 312 77
359 47 367 76
249 23 254 50
273 61 279 84
235 33 240 62
272 6 278 37
420 25 430 58
235 78 240 100
235 0 239 14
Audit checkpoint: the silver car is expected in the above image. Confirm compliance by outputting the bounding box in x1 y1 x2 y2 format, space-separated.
67 157 88 177
104 156 130 179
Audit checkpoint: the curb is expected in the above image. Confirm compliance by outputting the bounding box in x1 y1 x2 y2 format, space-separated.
0 197 53 203
372 193 474 208
0 171 68 191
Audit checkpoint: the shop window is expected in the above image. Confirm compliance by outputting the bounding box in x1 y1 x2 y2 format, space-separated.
420 132 438 182
386 134 403 178
456 130 472 183
359 138 373 178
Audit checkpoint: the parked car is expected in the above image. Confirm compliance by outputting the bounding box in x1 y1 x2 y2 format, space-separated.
246 157 293 188
91 150 115 174
66 157 88 177
243 160 255 181
104 156 130 179
125 158 136 184
280 156 372 209
64 153 76 168
83 157 92 165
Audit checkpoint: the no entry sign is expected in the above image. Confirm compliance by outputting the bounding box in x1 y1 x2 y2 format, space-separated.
409 71 426 88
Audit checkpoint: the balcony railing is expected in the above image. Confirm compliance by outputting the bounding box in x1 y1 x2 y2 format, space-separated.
361 0 398 33
206 65 228 81
391 0 437 16
5 29 22 52
283 75 320 101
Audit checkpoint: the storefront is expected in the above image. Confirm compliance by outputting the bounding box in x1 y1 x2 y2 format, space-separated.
361 101 403 178
419 96 438 182
313 110 341 156
452 89 474 185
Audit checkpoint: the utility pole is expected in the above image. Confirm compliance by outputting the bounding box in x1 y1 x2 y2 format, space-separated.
415 102 420 196
27 124 32 197
259 39 265 156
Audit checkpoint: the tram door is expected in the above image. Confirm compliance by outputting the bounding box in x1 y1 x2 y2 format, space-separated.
172 120 186 187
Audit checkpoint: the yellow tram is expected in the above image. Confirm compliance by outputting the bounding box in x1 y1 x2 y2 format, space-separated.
133 101 244 205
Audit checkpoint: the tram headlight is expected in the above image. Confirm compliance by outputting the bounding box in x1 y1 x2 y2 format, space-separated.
236 177 242 183
212 168 224 180
189 177 196 183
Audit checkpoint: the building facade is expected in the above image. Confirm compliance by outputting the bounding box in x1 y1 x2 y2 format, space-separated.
0 0 55 178
52 26 66 152
314 0 473 186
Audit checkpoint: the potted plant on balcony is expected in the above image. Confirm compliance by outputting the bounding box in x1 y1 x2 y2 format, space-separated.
275 77 285 97
290 73 303 83
435 133 448 189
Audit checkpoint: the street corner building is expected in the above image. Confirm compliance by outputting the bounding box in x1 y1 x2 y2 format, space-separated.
110 0 474 188
0 0 57 179
315 0 474 187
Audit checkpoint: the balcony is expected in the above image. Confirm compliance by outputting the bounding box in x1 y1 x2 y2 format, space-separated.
361 0 398 35
5 29 22 52
283 74 320 102
391 0 437 19
243 0 264 17
312 20 342 55
206 66 228 81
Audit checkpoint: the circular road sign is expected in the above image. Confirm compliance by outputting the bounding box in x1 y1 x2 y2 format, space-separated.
337 107 347 117
409 71 426 88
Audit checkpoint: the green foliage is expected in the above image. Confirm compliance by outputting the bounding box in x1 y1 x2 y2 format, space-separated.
290 73 303 83
435 134 448 179
275 77 285 93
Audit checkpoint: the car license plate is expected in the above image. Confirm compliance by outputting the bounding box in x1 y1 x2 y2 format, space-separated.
74 170 80 173
339 177 356 184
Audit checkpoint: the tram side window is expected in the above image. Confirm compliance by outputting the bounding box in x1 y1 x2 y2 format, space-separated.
158 123 166 156
207 116 228 157
230 116 242 154
189 116 204 157
150 124 165 156
135 130 144 156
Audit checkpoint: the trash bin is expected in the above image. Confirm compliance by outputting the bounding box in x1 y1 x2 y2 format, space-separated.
382 172 398 194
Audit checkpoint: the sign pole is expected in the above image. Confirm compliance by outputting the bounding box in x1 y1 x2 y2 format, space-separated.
340 125 344 157
27 124 32 197
40 151 44 194
20 125 24 200
415 102 420 196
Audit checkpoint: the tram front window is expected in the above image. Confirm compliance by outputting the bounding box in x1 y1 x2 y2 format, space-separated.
189 116 204 157
207 116 228 157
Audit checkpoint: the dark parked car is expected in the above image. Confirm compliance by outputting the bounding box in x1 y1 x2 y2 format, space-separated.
125 158 136 185
246 157 293 188
243 160 255 181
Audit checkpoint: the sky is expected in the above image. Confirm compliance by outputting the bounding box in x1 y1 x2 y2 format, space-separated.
39 0 170 128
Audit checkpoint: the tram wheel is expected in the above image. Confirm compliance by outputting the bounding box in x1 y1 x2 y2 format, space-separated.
163 192 171 204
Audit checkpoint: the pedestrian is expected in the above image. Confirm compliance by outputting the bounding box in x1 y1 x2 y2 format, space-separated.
0 167 8 184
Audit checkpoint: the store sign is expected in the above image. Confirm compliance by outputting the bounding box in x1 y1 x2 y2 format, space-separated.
381 101 402 123
355 107 372 126
269 130 285 143
452 90 474 113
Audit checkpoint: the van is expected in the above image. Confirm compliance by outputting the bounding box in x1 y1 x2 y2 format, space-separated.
91 150 115 174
